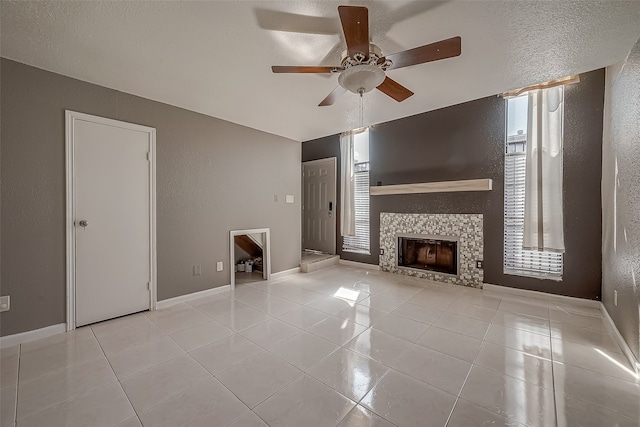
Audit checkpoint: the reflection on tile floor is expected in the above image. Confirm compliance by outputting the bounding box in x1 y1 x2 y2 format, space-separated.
2 265 639 426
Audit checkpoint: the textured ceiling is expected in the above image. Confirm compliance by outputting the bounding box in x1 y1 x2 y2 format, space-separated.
2 1 640 141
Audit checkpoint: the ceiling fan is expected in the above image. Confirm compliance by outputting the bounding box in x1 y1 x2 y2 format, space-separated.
271 5 461 106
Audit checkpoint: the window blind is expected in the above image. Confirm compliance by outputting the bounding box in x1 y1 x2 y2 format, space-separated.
504 149 563 278
343 163 370 253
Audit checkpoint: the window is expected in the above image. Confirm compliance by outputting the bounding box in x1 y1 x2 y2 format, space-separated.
504 95 563 279
343 128 370 254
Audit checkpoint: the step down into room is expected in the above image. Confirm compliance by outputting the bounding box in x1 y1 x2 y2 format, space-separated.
300 253 340 273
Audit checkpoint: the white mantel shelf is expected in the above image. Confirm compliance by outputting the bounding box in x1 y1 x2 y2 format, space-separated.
370 179 493 196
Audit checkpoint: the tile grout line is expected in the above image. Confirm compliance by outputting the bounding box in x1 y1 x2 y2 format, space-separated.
159 306 279 427
120 313 267 424
153 298 269 425
542 307 635 423
475 294 557 426
206 288 377 426
109 322 243 425
305 309 400 425
244 276 397 426
13 343 22 427
181 276 608 426
548 305 560 427
487 299 553 425
88 325 144 427
358 289 500 427
179 347 253 427
218 351 300 422
258 277 570 426
543 361 640 421
442 367 475 427
346 369 399 426
448 291 635 424
10 334 111 424
16 328 146 425
14 269 628 426
443 288 505 427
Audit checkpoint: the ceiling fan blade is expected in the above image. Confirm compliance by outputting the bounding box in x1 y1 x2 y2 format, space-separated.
376 77 414 102
319 86 347 106
255 9 341 35
338 6 369 59
272 66 342 74
383 36 461 70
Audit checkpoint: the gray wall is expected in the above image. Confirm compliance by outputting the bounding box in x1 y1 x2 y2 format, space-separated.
0 59 301 336
602 38 640 361
303 69 604 299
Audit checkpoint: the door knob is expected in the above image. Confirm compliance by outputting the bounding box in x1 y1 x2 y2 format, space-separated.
78 220 89 227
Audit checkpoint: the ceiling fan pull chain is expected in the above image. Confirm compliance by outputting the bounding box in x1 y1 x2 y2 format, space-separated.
359 88 364 128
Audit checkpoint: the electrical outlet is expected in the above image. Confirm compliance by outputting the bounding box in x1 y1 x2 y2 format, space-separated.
380 249 385 255
476 260 483 269
217 261 223 272
0 296 9 312
193 265 202 276
614 290 618 306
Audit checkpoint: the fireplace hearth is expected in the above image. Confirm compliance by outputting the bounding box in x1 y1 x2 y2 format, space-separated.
398 236 458 275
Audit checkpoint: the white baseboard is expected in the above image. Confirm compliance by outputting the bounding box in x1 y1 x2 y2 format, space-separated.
0 323 67 348
156 285 230 309
600 303 640 375
271 267 300 279
339 259 381 270
482 283 601 309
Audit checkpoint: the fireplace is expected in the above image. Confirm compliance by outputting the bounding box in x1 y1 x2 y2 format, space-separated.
380 213 483 288
397 235 459 276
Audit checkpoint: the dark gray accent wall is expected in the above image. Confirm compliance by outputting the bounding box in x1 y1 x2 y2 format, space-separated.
602 38 640 361
1 59 301 336
303 69 604 299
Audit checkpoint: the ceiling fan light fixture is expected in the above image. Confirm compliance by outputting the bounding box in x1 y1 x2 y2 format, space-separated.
270 6 461 106
338 64 385 94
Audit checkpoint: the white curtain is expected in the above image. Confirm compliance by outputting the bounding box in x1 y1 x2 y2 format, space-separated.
523 87 565 252
340 132 356 237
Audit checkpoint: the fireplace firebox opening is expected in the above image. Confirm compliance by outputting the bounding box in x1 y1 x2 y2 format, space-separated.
397 235 459 276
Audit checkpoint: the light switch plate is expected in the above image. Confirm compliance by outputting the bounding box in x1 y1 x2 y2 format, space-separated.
217 261 223 272
285 195 294 204
0 296 9 312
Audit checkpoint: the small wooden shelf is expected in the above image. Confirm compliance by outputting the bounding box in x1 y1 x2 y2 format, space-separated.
370 179 492 196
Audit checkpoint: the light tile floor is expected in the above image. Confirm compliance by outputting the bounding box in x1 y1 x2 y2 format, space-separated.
2 265 639 426
235 271 265 285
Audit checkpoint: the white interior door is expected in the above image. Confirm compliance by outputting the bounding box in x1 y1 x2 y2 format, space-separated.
302 158 336 254
72 115 154 327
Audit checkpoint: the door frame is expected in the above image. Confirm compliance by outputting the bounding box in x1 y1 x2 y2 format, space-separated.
302 157 337 255
229 228 271 290
65 111 157 331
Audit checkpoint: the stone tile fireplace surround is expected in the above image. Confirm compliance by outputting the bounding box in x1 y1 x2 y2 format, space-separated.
380 213 484 288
